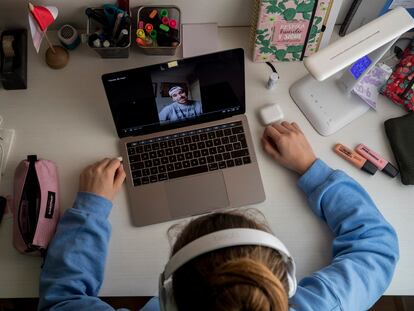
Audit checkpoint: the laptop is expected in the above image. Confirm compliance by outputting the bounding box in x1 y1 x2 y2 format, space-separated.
102 48 265 227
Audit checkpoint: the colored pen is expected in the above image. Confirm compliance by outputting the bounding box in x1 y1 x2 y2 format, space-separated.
85 8 109 27
160 24 170 32
144 37 153 46
169 19 177 29
117 0 129 11
103 4 123 26
145 23 154 33
103 40 111 48
355 144 399 178
160 9 168 18
162 16 169 25
117 29 129 47
136 37 146 47
149 9 158 19
136 29 146 40
93 38 101 48
334 144 377 175
150 29 157 40
112 12 124 39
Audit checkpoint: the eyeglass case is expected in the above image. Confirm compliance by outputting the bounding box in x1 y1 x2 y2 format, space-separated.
13 155 60 256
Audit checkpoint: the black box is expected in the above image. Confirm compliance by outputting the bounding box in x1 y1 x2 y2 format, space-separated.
0 29 28 90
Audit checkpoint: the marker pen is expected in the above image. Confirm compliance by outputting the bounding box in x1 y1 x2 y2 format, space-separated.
169 19 177 29
355 144 399 178
150 29 157 40
117 29 129 47
112 12 124 39
159 24 170 32
149 9 158 19
145 37 153 46
160 9 168 18
136 37 146 47
136 29 146 40
145 23 154 34
92 38 101 48
334 144 377 175
103 40 111 48
162 16 170 25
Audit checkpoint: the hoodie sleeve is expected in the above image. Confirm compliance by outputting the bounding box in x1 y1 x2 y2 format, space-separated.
38 192 118 311
290 160 399 311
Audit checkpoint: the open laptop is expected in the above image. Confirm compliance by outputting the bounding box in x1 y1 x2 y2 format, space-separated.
102 48 265 227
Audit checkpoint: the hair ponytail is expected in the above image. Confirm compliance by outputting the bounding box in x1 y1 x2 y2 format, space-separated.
209 258 288 311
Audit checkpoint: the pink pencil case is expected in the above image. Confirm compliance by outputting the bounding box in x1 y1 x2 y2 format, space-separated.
13 155 60 256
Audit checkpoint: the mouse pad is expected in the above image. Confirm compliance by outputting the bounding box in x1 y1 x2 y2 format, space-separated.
165 172 229 218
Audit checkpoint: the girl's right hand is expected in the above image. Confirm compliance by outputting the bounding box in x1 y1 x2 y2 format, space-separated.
261 121 317 175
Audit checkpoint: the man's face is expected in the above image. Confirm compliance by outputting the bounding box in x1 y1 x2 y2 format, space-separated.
171 89 188 104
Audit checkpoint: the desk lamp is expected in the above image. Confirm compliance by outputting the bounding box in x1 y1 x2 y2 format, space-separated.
290 7 414 136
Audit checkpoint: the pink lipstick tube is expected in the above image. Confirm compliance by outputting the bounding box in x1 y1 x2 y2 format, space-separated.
355 144 399 178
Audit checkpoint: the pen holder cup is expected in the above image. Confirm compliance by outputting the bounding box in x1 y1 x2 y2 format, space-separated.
136 6 181 55
86 8 131 58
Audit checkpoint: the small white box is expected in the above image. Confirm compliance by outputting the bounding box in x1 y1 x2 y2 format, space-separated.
259 104 284 126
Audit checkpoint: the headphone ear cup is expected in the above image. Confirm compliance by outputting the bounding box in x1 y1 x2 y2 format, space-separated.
159 273 178 311
285 258 297 298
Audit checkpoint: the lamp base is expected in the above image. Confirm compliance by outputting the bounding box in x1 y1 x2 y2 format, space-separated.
290 74 371 136
45 45 69 69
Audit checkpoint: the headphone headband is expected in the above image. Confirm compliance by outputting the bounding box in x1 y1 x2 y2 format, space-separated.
159 228 297 311
164 229 292 278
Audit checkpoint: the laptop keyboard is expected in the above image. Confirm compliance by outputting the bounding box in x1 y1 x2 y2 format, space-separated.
126 121 251 186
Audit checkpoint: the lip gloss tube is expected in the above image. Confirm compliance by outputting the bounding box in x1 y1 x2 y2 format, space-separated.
355 144 399 178
334 144 377 175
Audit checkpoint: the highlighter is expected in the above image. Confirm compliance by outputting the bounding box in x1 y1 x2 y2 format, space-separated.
334 144 377 175
355 144 399 178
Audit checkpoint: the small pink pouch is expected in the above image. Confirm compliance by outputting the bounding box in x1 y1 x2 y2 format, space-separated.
13 155 60 256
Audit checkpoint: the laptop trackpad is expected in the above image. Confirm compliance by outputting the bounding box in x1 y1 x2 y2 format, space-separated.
166 172 229 218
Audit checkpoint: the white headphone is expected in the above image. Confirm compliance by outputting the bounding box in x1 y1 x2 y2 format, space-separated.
159 228 297 311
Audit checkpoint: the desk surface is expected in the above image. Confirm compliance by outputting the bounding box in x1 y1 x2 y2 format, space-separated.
0 27 413 298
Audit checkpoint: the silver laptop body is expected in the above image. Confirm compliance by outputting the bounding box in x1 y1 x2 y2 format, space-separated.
103 49 265 226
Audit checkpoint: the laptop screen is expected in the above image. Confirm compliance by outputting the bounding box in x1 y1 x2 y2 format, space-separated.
102 48 245 138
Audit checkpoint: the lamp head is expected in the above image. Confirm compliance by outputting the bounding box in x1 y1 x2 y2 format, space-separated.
304 7 414 81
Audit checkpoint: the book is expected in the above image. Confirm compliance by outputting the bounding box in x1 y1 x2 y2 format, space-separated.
250 0 340 62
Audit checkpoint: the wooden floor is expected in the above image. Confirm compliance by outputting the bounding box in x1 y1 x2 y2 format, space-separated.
0 296 412 310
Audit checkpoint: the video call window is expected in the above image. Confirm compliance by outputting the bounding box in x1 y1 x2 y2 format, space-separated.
152 65 203 125
102 49 245 138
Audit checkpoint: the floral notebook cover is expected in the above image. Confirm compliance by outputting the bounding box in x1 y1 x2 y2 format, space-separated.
251 0 333 62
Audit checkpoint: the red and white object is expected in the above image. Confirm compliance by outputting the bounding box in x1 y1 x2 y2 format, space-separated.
28 2 58 53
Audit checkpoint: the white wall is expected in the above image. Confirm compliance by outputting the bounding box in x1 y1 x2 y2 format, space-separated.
0 0 354 31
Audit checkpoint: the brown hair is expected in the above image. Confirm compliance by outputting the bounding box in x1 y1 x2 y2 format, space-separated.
169 210 289 311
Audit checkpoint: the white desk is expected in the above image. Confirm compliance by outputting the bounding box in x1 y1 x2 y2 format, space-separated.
0 27 413 298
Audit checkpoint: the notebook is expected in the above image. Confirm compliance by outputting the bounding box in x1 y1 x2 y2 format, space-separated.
250 0 342 62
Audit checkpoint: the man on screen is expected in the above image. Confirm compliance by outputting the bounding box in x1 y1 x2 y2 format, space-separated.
159 86 203 122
